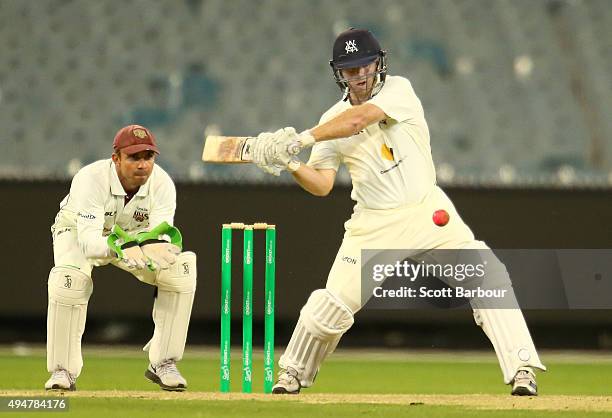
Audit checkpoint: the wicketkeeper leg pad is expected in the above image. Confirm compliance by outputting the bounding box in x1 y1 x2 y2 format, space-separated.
279 289 354 387
47 266 93 377
144 251 197 365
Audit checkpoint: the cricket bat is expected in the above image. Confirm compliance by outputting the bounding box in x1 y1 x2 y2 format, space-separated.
202 135 302 163
202 136 255 163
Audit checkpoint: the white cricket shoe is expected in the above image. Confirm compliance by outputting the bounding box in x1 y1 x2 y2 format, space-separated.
145 359 187 391
511 367 538 396
45 368 76 391
272 367 301 394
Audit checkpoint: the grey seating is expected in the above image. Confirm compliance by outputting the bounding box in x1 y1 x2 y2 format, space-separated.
0 0 609 184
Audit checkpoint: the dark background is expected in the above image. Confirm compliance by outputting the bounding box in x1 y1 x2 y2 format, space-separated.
1 181 611 349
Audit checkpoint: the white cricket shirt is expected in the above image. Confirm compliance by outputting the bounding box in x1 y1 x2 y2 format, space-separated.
52 159 176 258
308 76 436 209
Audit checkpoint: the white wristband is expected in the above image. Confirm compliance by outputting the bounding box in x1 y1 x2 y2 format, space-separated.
298 130 316 148
287 159 302 172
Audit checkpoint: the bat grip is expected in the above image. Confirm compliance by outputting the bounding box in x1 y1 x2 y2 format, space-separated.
287 142 301 155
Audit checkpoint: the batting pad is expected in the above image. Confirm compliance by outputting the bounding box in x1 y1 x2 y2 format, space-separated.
473 308 546 383
47 266 93 377
145 251 197 365
279 289 354 387
464 245 546 383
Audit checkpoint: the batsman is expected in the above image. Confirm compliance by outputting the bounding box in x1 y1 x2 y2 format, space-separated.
250 28 546 395
45 125 197 391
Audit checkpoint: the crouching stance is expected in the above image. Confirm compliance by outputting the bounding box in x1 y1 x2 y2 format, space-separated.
46 125 197 392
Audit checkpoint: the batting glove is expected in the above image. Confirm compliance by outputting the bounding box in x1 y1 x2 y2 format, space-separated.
251 131 285 176
251 132 274 166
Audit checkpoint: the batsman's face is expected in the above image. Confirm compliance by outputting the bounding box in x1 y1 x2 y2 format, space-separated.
112 150 156 192
342 60 378 103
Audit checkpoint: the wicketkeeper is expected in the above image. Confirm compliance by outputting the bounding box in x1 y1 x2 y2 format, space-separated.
45 125 197 392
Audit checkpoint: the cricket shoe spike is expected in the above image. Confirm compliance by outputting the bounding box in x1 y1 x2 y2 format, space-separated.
272 367 301 394
45 368 76 391
145 359 187 391
511 367 538 396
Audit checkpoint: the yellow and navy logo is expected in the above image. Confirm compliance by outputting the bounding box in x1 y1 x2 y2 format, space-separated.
380 143 404 174
381 144 394 161
133 128 148 139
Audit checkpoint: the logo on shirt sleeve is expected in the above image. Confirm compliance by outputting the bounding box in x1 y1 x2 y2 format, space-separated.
78 212 96 220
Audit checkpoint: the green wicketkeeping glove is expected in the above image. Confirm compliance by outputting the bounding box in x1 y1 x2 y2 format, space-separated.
107 225 148 269
136 222 183 271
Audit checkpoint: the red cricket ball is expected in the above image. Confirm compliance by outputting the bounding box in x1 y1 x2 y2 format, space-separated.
433 209 450 227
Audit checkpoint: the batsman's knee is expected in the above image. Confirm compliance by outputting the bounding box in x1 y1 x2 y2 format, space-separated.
48 266 93 304
301 289 354 337
155 251 197 293
462 240 514 289
279 289 354 387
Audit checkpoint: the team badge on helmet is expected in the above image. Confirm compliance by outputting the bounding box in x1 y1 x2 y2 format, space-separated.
345 40 359 54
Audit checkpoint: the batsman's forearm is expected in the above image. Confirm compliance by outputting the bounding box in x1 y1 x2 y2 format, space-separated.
310 104 386 141
291 165 334 197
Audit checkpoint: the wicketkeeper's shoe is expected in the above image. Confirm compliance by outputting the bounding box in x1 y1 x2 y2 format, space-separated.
45 368 76 391
511 367 538 396
145 359 187 391
272 367 301 394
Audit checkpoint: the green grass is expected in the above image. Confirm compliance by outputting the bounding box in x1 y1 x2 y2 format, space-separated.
8 399 612 418
3 353 610 395
1 348 611 417
317 360 612 395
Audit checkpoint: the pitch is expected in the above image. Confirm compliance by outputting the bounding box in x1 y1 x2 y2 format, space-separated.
1 346 611 417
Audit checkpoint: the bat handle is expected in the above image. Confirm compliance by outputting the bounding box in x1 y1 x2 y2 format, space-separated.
287 142 301 155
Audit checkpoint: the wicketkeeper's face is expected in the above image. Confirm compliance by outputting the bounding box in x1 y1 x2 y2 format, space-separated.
113 150 156 190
